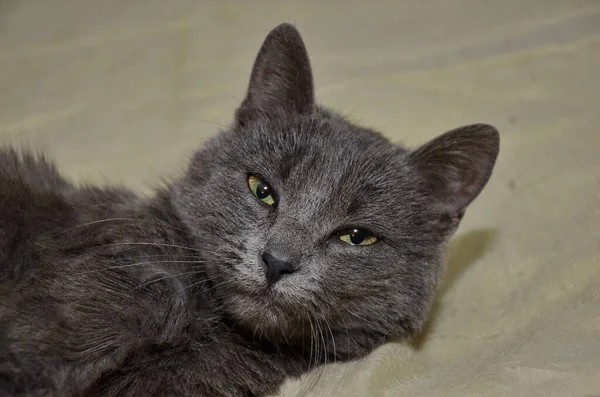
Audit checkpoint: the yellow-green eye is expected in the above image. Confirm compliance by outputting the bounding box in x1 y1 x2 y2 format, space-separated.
339 229 378 246
248 175 276 206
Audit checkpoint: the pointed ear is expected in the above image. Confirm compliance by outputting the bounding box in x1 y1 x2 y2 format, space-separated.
409 123 500 217
236 23 314 124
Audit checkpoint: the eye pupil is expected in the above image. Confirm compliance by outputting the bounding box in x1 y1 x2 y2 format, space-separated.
350 229 366 245
256 183 270 199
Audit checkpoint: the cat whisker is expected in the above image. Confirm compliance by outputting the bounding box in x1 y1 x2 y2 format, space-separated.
316 319 326 368
324 317 336 367
294 318 313 397
117 254 202 260
331 306 351 393
202 279 233 294
344 308 369 323
294 316 315 397
174 277 230 297
189 231 241 249
81 259 207 274
316 319 327 391
380 325 397 345
275 309 292 350
135 268 207 290
53 217 187 236
295 313 325 397
169 275 224 298
92 242 203 253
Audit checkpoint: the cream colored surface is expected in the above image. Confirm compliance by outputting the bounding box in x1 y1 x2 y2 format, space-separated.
1 1 599 396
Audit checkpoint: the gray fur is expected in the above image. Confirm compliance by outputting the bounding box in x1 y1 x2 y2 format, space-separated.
0 23 499 397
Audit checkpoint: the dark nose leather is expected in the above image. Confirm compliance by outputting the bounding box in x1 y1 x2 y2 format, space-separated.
261 252 295 286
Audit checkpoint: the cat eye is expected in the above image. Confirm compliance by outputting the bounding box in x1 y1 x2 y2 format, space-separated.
248 175 276 206
338 229 378 246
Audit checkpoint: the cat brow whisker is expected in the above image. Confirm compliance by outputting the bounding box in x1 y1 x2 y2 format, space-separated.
172 116 228 129
208 86 242 102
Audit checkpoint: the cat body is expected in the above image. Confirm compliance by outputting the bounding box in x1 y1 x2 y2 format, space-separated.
0 24 499 397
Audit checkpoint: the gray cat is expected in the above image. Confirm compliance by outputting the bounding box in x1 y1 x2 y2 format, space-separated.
0 23 499 397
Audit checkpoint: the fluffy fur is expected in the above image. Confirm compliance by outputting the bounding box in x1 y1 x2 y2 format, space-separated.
0 24 499 397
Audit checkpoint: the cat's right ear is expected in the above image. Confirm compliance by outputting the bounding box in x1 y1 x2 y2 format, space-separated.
235 23 315 125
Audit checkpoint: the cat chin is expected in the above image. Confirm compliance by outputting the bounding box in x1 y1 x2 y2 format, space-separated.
221 290 313 340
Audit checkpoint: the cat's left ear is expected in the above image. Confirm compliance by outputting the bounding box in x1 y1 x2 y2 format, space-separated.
409 123 500 219
236 23 314 125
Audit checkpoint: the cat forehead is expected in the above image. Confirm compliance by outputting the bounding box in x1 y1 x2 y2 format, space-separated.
235 115 401 171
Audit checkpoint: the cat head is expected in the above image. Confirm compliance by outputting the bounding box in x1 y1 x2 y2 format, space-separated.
173 24 499 357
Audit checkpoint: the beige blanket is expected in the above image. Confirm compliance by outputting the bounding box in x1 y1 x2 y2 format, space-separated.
1 1 598 396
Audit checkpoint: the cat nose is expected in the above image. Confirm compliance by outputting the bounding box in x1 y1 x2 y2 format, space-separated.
261 252 296 286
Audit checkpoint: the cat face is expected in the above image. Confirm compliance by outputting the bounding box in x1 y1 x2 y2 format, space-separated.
173 24 499 351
